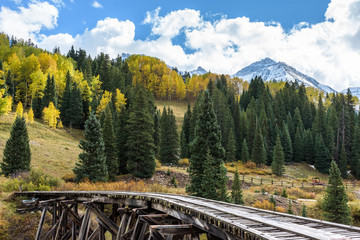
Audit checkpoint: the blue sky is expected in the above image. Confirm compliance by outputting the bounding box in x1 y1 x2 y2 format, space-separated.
0 0 360 90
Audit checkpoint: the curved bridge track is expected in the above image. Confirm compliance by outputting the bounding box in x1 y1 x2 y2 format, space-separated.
14 191 360 240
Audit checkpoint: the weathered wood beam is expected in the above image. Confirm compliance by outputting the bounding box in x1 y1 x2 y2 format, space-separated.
35 205 48 240
85 203 119 236
87 226 100 240
131 218 148 240
150 225 202 236
78 208 91 240
54 209 66 239
116 212 130 240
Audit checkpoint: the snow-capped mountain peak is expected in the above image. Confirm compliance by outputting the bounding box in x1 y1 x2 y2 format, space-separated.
233 58 336 93
189 66 207 76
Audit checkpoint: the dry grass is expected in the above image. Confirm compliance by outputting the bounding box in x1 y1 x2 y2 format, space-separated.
0 113 82 179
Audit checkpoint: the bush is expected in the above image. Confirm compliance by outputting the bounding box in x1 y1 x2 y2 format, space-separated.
287 187 316 199
155 159 162 168
61 172 76 182
0 169 61 192
178 158 189 166
253 200 274 211
245 161 256 169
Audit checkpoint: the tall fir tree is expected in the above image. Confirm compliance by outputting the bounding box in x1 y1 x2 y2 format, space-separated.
339 145 348 179
180 103 192 158
1 116 31 176
42 75 57 110
322 161 352 225
115 106 128 175
251 122 266 166
231 167 244 204
281 124 293 163
271 135 285 176
314 134 331 174
241 139 249 163
126 86 155 178
153 109 161 157
303 129 314 164
68 82 83 128
60 71 72 126
159 107 179 164
187 91 228 200
293 127 304 162
103 107 118 181
225 129 237 162
73 112 108 182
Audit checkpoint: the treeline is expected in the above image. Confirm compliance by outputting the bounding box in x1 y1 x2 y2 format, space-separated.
181 76 360 179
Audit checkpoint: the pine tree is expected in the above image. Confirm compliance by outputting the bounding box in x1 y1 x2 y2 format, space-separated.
272 135 285 176
1 116 31 176
356 160 360 180
159 107 179 164
231 167 244 204
252 122 266 166
287 199 293 214
314 134 331 174
180 103 192 158
126 86 155 178
339 145 348 179
302 204 307 217
115 106 128 175
42 75 57 110
187 91 228 200
303 130 314 164
73 112 108 182
281 188 288 198
293 127 303 162
60 71 72 126
32 95 42 119
153 109 161 157
322 161 352 225
281 124 293 163
241 139 249 163
226 129 237 162
68 82 83 128
103 107 118 181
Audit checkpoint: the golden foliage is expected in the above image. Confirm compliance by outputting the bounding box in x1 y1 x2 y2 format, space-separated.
253 200 275 211
96 90 112 114
114 89 127 111
15 102 23 117
27 108 34 124
43 102 60 128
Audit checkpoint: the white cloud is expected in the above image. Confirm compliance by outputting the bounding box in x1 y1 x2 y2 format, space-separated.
0 1 58 40
92 1 103 8
3 0 360 91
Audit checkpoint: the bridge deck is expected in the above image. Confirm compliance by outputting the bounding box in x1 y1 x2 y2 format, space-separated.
14 191 360 240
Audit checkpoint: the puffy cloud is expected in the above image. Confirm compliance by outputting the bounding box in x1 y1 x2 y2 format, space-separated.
3 0 360 91
92 1 103 8
0 1 58 40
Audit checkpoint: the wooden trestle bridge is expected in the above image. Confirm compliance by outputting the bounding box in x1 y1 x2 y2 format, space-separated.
13 191 360 240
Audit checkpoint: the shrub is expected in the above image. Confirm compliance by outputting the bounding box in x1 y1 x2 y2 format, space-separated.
178 158 189 166
253 200 274 211
287 187 316 199
245 161 256 169
61 172 76 182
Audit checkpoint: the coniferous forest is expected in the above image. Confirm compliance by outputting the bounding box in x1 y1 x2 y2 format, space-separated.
0 33 359 226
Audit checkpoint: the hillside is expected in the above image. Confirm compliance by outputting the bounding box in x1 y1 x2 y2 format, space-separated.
0 113 81 179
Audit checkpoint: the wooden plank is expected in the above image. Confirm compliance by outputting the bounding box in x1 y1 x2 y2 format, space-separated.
35 205 48 240
131 218 147 240
55 209 66 239
85 203 118 236
78 208 91 240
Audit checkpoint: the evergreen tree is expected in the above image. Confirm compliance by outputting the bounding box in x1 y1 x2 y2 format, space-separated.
252 122 266 166
225 129 237 162
60 71 72 126
115 106 128 175
68 82 83 128
350 125 360 175
42 75 57 110
293 127 304 162
287 199 293 214
356 160 360 180
153 109 161 157
339 145 348 179
303 130 314 164
1 117 31 176
32 94 42 118
180 103 192 158
103 107 118 181
302 204 307 217
241 139 249 163
281 188 288 198
314 134 331 174
281 124 293 163
322 161 352 225
187 91 228 200
272 136 285 176
126 86 155 178
73 112 108 182
231 167 244 204
159 107 179 164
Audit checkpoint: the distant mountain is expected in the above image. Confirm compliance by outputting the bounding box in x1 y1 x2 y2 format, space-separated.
189 66 207 76
341 87 360 99
233 57 336 93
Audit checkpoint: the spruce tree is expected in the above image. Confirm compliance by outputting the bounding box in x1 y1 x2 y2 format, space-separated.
115 106 128 175
293 127 304 162
153 109 161 157
159 107 179 164
303 130 314 164
126 86 155 178
287 199 293 214
180 103 191 158
231 167 244 204
272 136 285 176
302 204 307 217
252 122 266 166
281 124 293 163
187 91 228 200
356 160 360 180
314 134 331 174
103 107 118 181
226 129 237 162
322 161 352 225
32 94 43 118
1 116 31 176
42 75 57 110
73 112 108 182
60 71 72 126
339 145 348 179
69 83 84 128
241 139 249 163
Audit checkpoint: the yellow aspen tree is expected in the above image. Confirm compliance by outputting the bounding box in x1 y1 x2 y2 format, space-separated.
114 89 127 112
16 102 23 117
27 108 34 124
43 102 60 128
96 91 112 114
5 96 12 115
57 120 63 128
